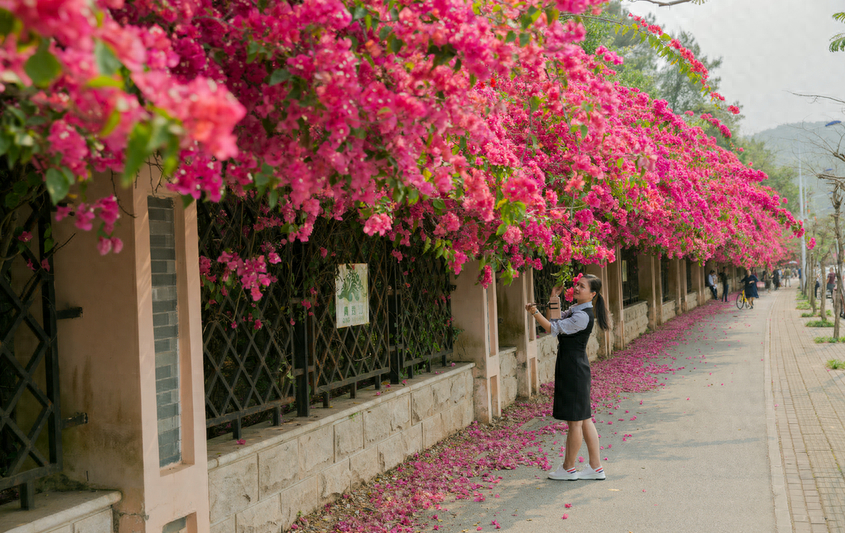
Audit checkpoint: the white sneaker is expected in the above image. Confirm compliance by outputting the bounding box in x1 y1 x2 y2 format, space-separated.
548 465 579 480
577 465 606 480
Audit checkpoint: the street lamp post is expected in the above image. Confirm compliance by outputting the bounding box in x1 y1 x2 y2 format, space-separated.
799 146 806 292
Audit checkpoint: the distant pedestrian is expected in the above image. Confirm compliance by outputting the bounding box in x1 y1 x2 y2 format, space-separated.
815 276 821 298
827 268 836 299
773 268 780 290
741 269 759 309
706 270 718 299
719 268 729 302
526 274 610 481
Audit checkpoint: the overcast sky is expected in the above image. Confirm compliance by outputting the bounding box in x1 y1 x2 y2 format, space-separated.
625 0 845 135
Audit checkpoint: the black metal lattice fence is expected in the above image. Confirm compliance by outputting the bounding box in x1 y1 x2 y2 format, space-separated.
199 199 454 439
0 191 63 508
532 260 584 335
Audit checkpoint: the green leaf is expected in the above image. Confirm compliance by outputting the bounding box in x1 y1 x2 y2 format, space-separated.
388 35 403 53
431 198 445 212
0 9 16 36
122 122 152 185
544 7 559 24
364 14 372 31
529 95 540 113
353 6 367 20
5 192 19 209
580 124 588 138
268 189 279 208
44 238 54 253
45 167 73 204
0 134 9 157
505 31 516 43
94 40 122 76
496 223 508 236
100 109 121 137
24 40 62 88
379 26 392 40
182 195 195 209
519 33 530 47
87 75 124 89
268 68 291 86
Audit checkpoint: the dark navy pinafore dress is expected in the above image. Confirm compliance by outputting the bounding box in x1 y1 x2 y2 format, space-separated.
553 307 594 422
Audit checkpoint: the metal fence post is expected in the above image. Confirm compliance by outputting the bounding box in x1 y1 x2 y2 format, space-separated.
294 319 310 417
389 259 402 384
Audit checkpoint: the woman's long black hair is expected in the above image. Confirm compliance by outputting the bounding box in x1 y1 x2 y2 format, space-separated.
583 274 610 331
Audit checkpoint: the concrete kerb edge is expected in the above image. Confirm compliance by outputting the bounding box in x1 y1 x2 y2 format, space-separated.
765 292 792 533
208 362 476 470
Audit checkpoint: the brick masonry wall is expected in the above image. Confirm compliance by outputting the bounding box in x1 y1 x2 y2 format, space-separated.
206 364 475 533
148 196 181 468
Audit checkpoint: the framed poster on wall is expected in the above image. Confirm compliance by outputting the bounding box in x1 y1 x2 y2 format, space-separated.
336 263 368 327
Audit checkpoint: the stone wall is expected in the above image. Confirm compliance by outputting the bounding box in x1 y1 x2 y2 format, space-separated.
622 302 649 345
206 364 474 533
685 291 698 312
662 300 676 323
536 335 557 385
498 347 518 409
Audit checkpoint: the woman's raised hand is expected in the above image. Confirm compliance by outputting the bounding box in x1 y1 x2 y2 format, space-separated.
551 285 564 298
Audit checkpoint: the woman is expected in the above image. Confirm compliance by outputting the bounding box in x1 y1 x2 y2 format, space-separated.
740 269 759 309
525 274 610 481
827 267 836 299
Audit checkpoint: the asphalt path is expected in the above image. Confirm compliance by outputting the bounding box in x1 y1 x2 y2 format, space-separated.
428 294 778 533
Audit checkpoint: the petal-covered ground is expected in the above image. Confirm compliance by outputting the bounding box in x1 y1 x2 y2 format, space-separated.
291 299 735 532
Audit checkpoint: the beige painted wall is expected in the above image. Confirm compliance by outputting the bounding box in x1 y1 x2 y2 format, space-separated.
54 168 209 532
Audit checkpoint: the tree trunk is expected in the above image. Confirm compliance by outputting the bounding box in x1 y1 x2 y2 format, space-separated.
820 259 827 321
809 250 817 314
834 189 843 339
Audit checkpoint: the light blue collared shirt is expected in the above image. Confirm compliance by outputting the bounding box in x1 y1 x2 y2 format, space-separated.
550 301 593 336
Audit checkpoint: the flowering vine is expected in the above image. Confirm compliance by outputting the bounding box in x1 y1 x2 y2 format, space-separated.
0 0 804 299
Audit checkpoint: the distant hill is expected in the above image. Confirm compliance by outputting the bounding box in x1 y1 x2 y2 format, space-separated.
752 121 845 173
751 121 845 215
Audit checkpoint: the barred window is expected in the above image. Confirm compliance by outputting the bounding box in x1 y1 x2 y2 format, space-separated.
621 248 640 307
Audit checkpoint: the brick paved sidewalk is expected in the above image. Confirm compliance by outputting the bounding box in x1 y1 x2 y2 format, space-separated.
769 287 845 533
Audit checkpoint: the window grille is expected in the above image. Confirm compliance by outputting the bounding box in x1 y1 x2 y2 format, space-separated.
621 249 640 307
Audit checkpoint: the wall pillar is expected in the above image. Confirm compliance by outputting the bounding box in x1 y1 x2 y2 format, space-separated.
638 254 659 330
55 167 210 533
607 248 625 350
451 262 501 424
497 271 539 399
691 262 703 306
